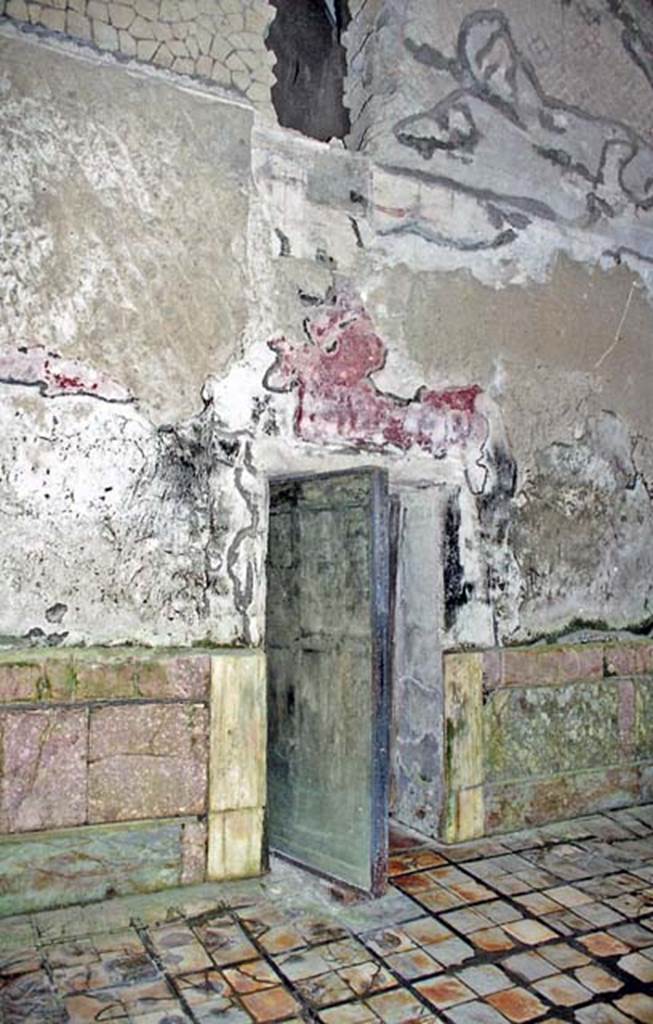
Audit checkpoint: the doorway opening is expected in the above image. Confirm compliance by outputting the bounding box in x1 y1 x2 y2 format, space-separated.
265 468 445 896
266 0 351 142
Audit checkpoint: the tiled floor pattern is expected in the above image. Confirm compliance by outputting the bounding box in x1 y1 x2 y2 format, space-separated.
1 806 653 1022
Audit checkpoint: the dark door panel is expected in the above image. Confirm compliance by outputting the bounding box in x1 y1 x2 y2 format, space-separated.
266 468 390 894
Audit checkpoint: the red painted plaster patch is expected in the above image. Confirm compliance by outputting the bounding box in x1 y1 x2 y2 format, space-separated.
0 346 132 402
264 290 489 486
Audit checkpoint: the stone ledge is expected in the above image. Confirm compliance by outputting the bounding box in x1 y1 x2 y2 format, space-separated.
605 641 653 677
485 766 643 833
481 643 605 690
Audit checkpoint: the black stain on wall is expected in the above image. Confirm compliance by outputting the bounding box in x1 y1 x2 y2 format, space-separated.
45 602 68 624
274 228 291 258
442 490 474 630
476 436 518 644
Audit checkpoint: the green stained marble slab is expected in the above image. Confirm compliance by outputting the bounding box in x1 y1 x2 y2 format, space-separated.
484 680 622 783
634 677 653 760
0 818 195 917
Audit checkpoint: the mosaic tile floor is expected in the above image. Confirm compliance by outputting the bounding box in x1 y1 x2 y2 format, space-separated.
1 806 653 1022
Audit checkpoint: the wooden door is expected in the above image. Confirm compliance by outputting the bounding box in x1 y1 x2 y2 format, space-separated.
266 468 390 894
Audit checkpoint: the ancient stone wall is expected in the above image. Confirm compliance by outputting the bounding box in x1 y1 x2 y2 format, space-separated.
1 0 653 866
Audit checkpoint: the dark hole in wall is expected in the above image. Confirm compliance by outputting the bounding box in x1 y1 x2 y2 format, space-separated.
266 0 351 142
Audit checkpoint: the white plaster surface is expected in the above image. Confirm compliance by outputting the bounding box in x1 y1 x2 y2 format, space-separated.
0 12 652 651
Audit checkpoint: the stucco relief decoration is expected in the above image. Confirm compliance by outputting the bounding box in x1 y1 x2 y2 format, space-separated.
263 289 491 492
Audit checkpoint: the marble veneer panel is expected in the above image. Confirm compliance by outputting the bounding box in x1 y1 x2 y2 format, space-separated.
0 817 204 916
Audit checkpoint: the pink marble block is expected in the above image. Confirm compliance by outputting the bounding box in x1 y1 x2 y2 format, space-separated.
135 655 211 700
0 664 43 702
87 703 209 824
0 708 88 833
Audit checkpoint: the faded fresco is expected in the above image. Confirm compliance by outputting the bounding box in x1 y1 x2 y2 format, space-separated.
395 10 653 225
264 289 492 493
350 2 653 282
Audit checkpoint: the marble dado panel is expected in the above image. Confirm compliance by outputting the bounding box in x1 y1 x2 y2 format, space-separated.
443 640 653 841
0 648 266 913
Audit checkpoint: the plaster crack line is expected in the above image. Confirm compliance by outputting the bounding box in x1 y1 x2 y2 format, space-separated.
594 281 638 369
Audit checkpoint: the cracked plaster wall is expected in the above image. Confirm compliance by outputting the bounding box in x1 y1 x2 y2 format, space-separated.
0 32 266 647
1 3 653 655
339 0 653 645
